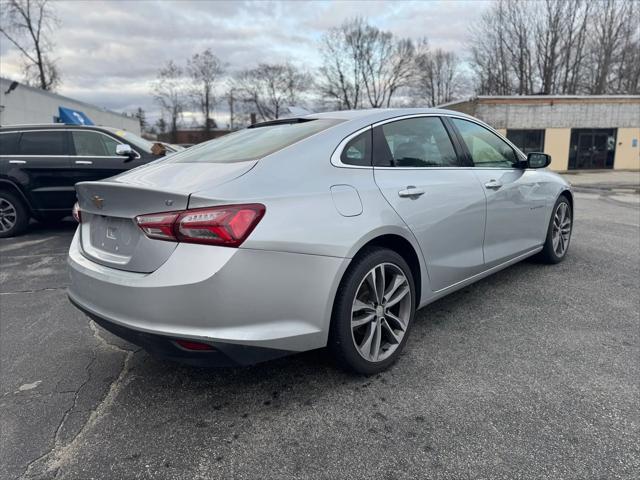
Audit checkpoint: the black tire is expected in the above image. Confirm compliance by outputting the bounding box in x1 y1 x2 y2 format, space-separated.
0 190 30 238
329 247 416 375
536 195 572 264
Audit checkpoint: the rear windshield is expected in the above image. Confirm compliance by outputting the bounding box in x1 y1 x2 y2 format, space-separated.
167 119 341 164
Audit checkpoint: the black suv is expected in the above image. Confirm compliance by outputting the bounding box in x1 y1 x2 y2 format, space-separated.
0 124 164 237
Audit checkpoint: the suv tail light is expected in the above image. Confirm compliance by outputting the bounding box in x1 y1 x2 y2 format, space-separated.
135 204 265 247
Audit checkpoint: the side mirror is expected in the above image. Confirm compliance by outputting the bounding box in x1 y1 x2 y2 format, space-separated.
527 152 551 169
115 143 135 160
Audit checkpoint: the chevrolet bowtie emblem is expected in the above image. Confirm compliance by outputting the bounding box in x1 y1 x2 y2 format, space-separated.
91 195 104 209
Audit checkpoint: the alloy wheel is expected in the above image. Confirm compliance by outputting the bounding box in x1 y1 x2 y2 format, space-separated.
552 202 571 257
0 198 17 233
351 262 412 363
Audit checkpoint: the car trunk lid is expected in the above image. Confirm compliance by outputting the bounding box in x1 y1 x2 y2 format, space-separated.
75 161 257 273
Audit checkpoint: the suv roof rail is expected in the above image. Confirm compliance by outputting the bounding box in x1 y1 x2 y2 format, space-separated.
0 122 65 128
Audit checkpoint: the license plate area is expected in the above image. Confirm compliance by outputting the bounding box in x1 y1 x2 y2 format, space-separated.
89 215 138 257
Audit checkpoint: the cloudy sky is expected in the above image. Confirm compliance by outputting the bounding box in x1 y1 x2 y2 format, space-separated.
0 0 489 125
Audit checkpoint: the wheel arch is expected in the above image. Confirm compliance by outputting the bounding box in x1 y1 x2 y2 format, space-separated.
344 227 428 304
0 179 33 211
559 188 573 210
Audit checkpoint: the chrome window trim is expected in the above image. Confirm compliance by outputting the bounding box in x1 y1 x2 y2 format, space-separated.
0 128 141 160
331 112 527 170
330 126 373 169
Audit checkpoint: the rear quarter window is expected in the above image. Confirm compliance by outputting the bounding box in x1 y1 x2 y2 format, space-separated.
167 119 342 164
19 131 67 156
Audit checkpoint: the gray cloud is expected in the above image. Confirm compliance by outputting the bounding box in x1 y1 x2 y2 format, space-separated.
0 0 488 123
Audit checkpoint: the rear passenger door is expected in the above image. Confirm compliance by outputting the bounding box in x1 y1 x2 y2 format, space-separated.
16 130 75 211
70 130 137 183
372 116 487 292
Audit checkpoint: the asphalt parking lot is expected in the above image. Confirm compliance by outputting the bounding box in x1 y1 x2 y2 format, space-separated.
1 191 638 480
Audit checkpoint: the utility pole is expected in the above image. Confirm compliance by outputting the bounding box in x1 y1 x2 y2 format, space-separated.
228 88 235 130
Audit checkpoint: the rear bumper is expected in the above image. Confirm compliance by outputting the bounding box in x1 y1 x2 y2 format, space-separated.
67 229 348 361
70 296 292 367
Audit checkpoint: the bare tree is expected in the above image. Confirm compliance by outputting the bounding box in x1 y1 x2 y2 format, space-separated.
187 49 224 133
587 0 636 94
468 1 514 95
152 61 187 142
155 118 167 135
319 18 417 109
614 0 639 93
0 0 59 90
469 0 638 95
532 0 566 94
415 43 462 106
318 18 366 109
234 63 309 121
557 0 591 94
134 107 147 133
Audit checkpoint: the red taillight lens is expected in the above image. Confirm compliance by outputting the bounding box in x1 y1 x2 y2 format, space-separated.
135 204 265 247
175 340 214 351
72 202 81 223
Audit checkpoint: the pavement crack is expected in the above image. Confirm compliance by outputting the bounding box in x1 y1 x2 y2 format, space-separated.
19 325 135 480
52 350 98 447
1 287 66 296
88 320 136 353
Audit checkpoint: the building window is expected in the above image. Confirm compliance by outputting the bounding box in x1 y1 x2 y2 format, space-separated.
568 128 617 170
506 129 545 154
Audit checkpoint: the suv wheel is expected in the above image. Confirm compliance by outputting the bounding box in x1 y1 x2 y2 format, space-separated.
329 247 416 375
0 191 29 238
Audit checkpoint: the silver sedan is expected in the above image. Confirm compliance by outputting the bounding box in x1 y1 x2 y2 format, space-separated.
67 108 573 374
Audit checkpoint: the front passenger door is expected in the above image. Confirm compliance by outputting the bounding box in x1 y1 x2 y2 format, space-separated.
70 130 137 183
449 118 548 267
372 116 487 292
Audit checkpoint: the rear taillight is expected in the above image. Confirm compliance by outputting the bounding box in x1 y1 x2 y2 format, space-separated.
135 204 265 247
72 202 81 223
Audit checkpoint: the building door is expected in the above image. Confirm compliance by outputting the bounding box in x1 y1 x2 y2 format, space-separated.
569 129 617 169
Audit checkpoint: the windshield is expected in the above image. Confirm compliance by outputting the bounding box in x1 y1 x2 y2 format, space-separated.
104 127 156 153
166 119 342 164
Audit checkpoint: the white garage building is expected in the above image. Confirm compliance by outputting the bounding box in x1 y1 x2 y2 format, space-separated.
0 77 140 134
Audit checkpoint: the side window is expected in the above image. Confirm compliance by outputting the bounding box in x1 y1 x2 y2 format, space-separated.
19 131 67 156
100 135 120 156
72 131 109 156
0 133 20 155
451 118 518 168
340 131 371 166
373 117 459 168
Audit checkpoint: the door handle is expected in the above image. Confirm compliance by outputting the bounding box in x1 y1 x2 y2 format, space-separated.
9 160 27 164
484 179 503 190
75 160 93 165
398 186 425 198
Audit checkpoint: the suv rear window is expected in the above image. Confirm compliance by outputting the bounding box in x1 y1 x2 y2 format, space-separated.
19 131 67 156
168 119 342 164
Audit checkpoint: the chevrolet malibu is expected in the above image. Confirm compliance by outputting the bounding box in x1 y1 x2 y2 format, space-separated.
68 109 573 374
